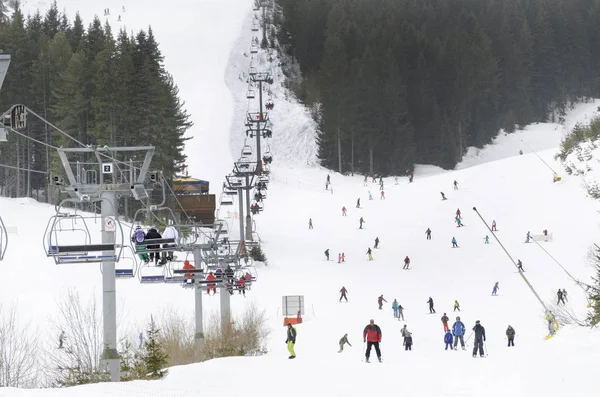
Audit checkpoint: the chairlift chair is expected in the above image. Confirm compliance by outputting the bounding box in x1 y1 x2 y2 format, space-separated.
246 88 256 99
0 126 7 142
44 203 125 265
220 193 234 206
251 20 259 31
129 207 182 257
115 245 138 279
250 44 258 54
0 216 7 261
242 143 253 157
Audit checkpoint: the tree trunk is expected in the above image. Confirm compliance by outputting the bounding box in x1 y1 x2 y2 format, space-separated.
369 146 374 175
351 133 355 175
337 123 342 173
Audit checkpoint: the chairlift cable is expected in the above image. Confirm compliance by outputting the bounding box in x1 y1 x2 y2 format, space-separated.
0 162 48 174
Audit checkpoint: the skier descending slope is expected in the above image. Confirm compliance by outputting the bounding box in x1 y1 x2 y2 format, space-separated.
452 237 458 248
403 256 411 269
374 237 380 249
452 316 466 350
484 235 490 244
324 249 330 261
492 282 499 295
472 320 486 358
440 192 447 200
339 286 348 302
491 220 497 231
363 319 382 363
338 334 352 353
425 228 432 240
441 313 449 332
366 247 373 261
427 297 436 313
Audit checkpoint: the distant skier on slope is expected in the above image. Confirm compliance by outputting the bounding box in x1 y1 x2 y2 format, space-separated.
308 218 313 229
363 319 382 363
472 321 486 358
409 173 414 183
455 217 464 227
506 325 516 347
338 334 352 353
491 220 497 231
557 289 565 305
453 180 459 190
403 256 411 269
454 300 461 312
356 198 361 208
338 253 342 263
378 295 387 310
342 206 347 216
404 333 413 351
562 289 568 302
359 217 365 229
452 237 458 248
325 249 330 261
368 191 373 200
492 282 499 295
397 302 405 321
440 192 447 200
517 259 524 272
339 287 348 302
427 297 436 313
525 231 531 243
456 208 461 219
374 237 380 249
392 299 400 318
380 190 385 199
366 247 373 261
426 228 432 240
441 313 449 332
484 235 490 244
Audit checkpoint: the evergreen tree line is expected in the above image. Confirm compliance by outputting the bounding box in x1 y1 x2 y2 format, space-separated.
0 1 192 202
275 0 600 173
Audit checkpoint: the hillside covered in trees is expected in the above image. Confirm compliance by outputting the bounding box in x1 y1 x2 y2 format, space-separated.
275 0 600 174
0 0 191 199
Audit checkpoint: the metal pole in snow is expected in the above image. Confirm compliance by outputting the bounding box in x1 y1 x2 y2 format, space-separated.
521 139 559 177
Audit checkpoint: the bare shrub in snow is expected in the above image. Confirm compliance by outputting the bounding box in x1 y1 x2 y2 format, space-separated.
202 303 269 360
0 304 39 387
41 289 109 387
546 302 588 327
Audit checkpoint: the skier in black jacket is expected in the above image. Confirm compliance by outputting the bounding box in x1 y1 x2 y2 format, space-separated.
472 320 486 357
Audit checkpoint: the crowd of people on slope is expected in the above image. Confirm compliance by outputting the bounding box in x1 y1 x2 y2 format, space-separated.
294 173 567 360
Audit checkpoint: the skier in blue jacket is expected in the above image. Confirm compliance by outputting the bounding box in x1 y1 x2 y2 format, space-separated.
451 237 458 248
444 330 453 350
392 299 399 318
452 317 466 350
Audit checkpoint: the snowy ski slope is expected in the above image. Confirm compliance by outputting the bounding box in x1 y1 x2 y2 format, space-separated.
0 1 599 396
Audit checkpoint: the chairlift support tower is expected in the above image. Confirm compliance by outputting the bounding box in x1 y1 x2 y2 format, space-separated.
55 145 155 382
248 68 272 174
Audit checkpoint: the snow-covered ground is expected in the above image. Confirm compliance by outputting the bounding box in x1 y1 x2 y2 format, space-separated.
2 1 600 396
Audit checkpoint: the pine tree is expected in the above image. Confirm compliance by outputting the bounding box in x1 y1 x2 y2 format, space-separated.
587 244 600 326
140 317 168 379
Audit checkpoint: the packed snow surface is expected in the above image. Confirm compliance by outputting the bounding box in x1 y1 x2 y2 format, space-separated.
2 1 599 397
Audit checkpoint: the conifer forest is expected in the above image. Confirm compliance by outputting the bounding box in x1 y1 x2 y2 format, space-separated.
0 1 192 199
275 0 600 174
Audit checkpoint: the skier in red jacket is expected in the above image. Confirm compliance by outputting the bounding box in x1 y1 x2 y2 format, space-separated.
363 319 382 363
